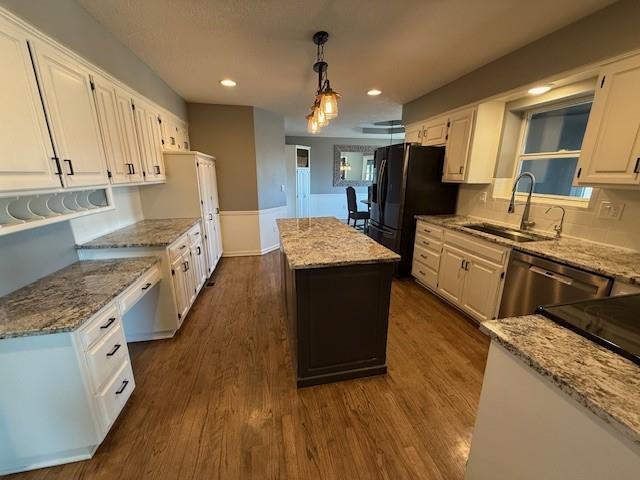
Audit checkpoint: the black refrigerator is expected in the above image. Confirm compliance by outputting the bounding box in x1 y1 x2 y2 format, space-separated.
367 143 458 276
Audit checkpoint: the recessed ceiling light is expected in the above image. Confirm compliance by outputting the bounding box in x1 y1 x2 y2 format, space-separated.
367 89 382 96
527 85 552 95
220 79 237 87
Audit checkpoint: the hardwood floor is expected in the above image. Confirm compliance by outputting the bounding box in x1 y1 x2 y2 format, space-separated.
9 252 489 480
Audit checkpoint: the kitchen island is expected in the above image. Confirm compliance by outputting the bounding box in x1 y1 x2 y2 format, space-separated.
277 217 400 387
465 315 640 480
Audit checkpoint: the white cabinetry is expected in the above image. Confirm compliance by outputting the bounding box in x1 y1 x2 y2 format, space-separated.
91 74 143 184
132 97 165 183
169 224 206 326
575 54 640 186
139 152 223 275
412 221 509 322
162 115 190 151
30 40 108 188
0 16 59 192
422 115 449 147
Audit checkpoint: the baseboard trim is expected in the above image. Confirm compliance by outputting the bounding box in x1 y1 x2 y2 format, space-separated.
0 447 95 476
124 331 176 343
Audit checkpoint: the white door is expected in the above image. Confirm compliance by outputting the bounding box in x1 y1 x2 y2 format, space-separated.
459 254 504 322
133 97 165 182
210 162 223 260
192 239 208 291
442 108 475 182
296 168 310 217
31 40 108 188
197 159 221 274
0 19 59 192
422 116 448 146
185 250 198 306
437 245 466 304
171 254 190 323
576 55 640 186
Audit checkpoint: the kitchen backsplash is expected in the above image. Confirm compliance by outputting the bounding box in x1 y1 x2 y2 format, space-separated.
457 185 640 251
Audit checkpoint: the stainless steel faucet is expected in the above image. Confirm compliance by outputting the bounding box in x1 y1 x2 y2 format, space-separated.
508 172 536 230
545 205 566 237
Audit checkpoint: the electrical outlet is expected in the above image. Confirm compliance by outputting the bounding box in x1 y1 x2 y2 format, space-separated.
597 201 624 220
479 192 487 204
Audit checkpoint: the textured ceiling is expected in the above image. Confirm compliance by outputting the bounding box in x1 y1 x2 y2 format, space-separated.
78 0 615 137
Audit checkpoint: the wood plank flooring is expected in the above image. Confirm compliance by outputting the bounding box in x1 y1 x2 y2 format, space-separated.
9 252 489 480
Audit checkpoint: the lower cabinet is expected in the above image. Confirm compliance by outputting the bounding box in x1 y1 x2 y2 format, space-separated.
412 221 509 322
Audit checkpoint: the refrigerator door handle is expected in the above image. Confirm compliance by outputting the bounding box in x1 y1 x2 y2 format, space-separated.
378 158 387 219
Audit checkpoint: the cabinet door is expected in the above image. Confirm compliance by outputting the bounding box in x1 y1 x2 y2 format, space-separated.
210 162 223 260
0 19 59 192
422 116 448 146
31 41 108 188
192 240 208 291
442 108 475 182
437 245 466 304
576 55 640 186
114 87 144 182
459 254 504 322
197 160 219 273
161 115 180 151
133 98 165 182
178 121 190 150
171 255 190 322
404 125 422 144
92 75 135 184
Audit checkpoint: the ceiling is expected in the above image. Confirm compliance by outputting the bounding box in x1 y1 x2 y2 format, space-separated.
78 0 615 138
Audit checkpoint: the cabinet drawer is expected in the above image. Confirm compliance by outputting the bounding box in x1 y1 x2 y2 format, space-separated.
413 243 440 271
416 221 444 242
79 303 120 350
96 360 135 431
415 232 441 251
169 234 190 261
188 224 202 246
444 230 508 265
412 259 438 290
118 265 161 314
86 323 128 392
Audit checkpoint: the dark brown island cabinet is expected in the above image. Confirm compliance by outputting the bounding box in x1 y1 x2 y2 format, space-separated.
277 217 400 387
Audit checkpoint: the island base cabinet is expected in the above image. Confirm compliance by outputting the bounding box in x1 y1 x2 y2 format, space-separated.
282 253 393 387
465 342 640 480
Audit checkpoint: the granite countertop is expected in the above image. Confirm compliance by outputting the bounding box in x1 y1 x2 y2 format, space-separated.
0 257 159 339
77 218 200 249
482 315 640 445
276 217 400 269
416 214 640 285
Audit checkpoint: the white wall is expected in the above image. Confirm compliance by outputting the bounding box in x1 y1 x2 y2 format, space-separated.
309 192 369 220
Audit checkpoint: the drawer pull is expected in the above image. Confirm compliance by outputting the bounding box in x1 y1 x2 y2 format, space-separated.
106 344 122 357
196 246 201 255
420 254 427 259
423 228 431 233
419 270 426 275
179 244 187 250
421 240 429 246
100 317 116 330
141 282 152 290
115 379 129 395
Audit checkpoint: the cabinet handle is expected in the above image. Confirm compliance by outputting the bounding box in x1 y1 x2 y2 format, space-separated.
115 379 129 395
141 282 152 290
634 158 640 174
51 156 62 176
100 317 116 329
460 259 465 269
106 344 121 357
154 165 161 175
196 246 201 255
179 244 187 250
170 136 175 145
208 213 213 220
184 141 189 149
420 254 427 259
185 260 190 271
215 208 220 214
421 240 429 246
464 260 470 271
64 159 74 175
459 166 464 174
419 270 426 275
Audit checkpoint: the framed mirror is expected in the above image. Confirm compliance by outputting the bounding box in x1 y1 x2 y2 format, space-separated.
333 144 377 187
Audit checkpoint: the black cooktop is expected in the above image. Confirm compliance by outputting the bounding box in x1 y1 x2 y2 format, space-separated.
538 294 640 366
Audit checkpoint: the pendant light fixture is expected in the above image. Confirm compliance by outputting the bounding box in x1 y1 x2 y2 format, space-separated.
306 31 340 133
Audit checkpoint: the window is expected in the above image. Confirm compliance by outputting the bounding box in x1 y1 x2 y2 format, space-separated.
515 100 593 200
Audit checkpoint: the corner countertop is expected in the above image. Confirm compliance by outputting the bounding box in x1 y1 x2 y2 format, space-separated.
76 218 200 249
416 214 640 285
0 257 159 339
482 315 640 445
276 217 400 269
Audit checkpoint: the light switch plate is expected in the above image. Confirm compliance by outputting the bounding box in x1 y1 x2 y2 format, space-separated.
598 201 624 220
479 192 487 204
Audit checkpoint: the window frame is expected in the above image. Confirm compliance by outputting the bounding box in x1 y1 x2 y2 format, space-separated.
510 97 594 206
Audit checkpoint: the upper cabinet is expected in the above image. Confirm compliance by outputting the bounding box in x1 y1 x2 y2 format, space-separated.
162 115 190 151
0 17 60 192
575 54 640 187
30 40 108 188
91 74 143 184
132 97 166 183
412 102 504 184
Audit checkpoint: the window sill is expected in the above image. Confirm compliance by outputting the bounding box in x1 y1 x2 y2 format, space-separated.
492 178 594 209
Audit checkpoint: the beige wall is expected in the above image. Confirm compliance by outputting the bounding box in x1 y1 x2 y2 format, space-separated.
254 108 286 209
403 0 640 124
187 103 259 211
0 0 186 118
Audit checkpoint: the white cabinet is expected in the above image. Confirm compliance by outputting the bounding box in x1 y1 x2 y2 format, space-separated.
191 237 208 291
404 123 422 143
162 115 190 151
30 40 108 188
575 54 640 186
132 97 165 182
168 224 205 325
171 248 191 323
91 74 143 184
422 115 448 146
443 108 474 181
197 159 222 271
412 222 509 323
0 17 59 192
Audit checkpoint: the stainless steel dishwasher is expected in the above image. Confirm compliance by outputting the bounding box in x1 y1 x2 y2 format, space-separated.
498 250 612 318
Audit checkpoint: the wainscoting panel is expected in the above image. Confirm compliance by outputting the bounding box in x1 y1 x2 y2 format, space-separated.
309 192 368 220
220 206 288 257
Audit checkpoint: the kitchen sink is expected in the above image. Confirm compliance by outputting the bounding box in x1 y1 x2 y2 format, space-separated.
463 223 551 243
